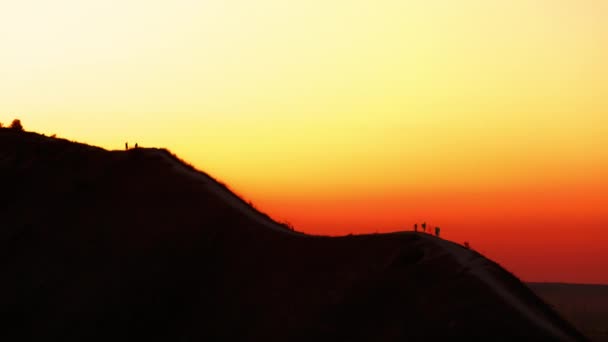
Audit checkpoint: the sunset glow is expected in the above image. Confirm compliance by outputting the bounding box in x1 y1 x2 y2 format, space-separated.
2 0 607 283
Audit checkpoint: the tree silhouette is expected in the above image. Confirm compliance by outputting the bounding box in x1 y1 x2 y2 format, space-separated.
9 119 23 131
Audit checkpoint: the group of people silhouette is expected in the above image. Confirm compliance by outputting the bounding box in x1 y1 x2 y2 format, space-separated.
413 222 441 237
125 142 138 150
412 223 472 249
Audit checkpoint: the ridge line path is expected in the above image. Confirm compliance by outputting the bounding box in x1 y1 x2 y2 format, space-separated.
146 149 304 237
420 234 576 341
143 149 576 340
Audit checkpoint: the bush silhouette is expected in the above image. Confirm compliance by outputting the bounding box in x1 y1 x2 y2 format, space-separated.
9 119 23 131
0 121 3 128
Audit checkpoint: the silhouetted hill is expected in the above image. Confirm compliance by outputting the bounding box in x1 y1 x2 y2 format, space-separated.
0 128 587 341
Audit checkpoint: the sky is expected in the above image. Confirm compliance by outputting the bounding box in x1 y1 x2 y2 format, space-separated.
1 0 607 284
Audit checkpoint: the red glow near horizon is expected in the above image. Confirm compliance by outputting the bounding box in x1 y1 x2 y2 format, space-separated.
250 185 608 285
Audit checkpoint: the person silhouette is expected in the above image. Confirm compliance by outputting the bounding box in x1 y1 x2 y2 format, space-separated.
414 223 418 232
125 142 128 150
435 226 440 237
422 222 426 233
135 143 138 149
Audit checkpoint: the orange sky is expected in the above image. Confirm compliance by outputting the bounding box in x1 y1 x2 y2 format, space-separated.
1 0 607 284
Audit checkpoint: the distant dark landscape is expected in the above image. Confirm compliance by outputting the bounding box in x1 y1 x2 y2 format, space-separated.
0 128 590 341
530 283 608 342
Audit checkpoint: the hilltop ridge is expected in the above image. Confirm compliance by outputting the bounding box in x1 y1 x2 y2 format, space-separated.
0 128 587 341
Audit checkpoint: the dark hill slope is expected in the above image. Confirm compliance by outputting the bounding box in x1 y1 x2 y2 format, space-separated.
0 129 586 341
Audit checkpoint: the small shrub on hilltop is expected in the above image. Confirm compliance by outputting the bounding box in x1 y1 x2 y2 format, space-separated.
9 119 23 131
282 221 295 231
0 121 3 128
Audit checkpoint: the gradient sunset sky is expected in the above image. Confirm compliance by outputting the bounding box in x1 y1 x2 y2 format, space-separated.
2 0 607 284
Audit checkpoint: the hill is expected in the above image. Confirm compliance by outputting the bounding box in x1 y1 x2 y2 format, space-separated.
0 128 587 341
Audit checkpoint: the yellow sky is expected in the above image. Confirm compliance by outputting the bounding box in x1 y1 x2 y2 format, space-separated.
2 0 607 198
3 0 608 283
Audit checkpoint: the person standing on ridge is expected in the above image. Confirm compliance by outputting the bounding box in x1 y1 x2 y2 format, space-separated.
125 142 128 150
414 223 418 232
422 222 426 233
435 226 441 237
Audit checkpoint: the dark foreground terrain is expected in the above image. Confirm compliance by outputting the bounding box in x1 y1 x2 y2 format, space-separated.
0 129 587 341
530 283 608 342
